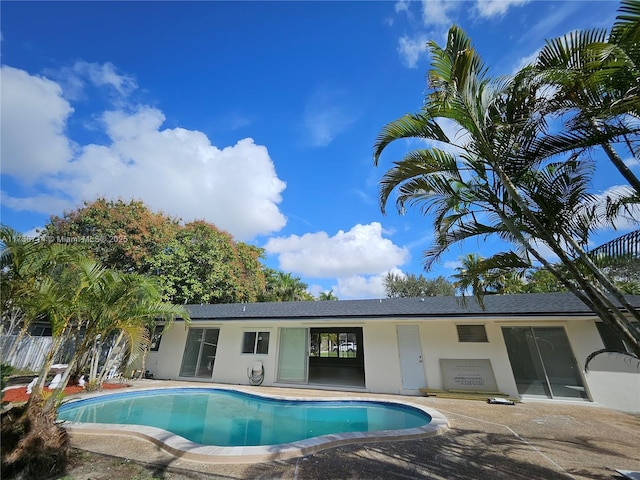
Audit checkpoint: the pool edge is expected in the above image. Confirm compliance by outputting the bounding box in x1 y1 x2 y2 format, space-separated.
61 386 450 464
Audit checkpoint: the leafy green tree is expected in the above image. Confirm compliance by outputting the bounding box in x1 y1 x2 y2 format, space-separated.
44 200 269 304
44 198 181 273
384 272 455 298
148 221 265 304
373 25 640 356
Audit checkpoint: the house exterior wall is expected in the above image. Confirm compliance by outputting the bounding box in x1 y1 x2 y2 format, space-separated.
361 322 402 394
147 316 640 413
420 320 518 397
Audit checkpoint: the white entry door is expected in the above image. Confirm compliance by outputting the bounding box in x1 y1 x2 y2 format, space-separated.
397 325 426 390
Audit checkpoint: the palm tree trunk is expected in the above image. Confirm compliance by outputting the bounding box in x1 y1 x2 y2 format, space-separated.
591 118 640 195
490 163 640 355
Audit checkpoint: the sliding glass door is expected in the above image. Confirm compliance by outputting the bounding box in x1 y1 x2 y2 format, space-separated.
180 328 220 378
277 328 308 383
502 326 588 400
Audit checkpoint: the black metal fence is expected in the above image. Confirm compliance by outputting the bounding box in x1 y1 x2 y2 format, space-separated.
588 229 640 264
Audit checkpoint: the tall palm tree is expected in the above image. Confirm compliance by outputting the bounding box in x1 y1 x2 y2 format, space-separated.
373 25 640 356
532 0 640 193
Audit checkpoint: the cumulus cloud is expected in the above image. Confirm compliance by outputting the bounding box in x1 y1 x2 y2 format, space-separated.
334 273 387 299
0 66 75 183
398 35 430 68
264 222 409 278
421 0 456 25
303 86 357 147
475 0 529 18
1 65 288 241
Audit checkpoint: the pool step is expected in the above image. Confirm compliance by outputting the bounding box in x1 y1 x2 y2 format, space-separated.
419 388 520 403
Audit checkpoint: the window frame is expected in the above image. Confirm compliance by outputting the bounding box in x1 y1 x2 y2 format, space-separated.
241 330 270 355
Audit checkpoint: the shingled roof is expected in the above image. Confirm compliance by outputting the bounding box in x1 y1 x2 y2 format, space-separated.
184 292 640 320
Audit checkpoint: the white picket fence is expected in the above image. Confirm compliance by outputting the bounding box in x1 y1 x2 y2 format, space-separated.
1 335 52 371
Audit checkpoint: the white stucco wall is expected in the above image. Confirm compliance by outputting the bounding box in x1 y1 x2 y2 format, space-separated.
362 322 403 394
147 315 639 413
419 320 518 397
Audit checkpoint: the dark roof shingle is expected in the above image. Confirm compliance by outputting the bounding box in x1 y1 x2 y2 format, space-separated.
184 292 640 320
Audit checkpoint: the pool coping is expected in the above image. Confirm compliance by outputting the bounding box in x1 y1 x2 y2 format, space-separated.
59 385 450 464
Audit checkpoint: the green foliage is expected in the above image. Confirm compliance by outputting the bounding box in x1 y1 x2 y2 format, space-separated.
43 199 272 304
44 198 181 274
523 268 569 293
317 290 339 301
373 18 640 356
384 272 455 298
259 269 312 302
148 221 266 304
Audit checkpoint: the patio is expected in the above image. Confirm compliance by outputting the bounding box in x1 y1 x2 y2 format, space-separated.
64 379 640 480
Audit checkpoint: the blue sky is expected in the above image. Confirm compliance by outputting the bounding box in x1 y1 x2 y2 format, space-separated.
1 1 637 299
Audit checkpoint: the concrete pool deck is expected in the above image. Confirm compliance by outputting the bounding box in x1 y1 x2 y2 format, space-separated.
64 379 640 480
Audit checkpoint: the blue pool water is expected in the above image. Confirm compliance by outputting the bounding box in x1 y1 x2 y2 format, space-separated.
58 388 432 447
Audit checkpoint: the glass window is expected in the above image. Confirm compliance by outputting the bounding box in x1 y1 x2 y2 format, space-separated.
242 332 257 354
150 325 163 352
242 331 270 354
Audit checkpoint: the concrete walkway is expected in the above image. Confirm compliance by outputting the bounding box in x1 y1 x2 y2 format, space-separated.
66 380 640 479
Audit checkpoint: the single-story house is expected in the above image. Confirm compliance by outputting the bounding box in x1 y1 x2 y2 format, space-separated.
148 292 640 413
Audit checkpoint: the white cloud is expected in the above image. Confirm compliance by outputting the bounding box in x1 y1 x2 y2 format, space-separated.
395 0 410 14
475 0 529 19
264 222 409 278
334 273 387 299
444 260 462 270
48 61 138 102
73 61 137 97
303 86 357 147
624 157 639 169
1 66 288 241
0 66 75 183
398 35 429 68
593 185 640 232
0 191 74 215
421 0 456 25
512 48 540 74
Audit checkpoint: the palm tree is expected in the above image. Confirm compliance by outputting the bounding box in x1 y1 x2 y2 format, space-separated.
1 230 189 478
532 0 640 193
262 271 311 302
73 269 187 389
318 290 338 301
373 25 640 356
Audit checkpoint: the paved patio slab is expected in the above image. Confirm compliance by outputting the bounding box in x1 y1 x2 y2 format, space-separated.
66 380 640 479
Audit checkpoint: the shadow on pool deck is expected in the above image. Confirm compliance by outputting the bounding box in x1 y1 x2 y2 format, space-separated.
64 380 640 480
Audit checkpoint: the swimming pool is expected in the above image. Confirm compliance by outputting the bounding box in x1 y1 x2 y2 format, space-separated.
59 386 449 463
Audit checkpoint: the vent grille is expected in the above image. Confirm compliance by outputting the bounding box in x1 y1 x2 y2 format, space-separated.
456 324 488 342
